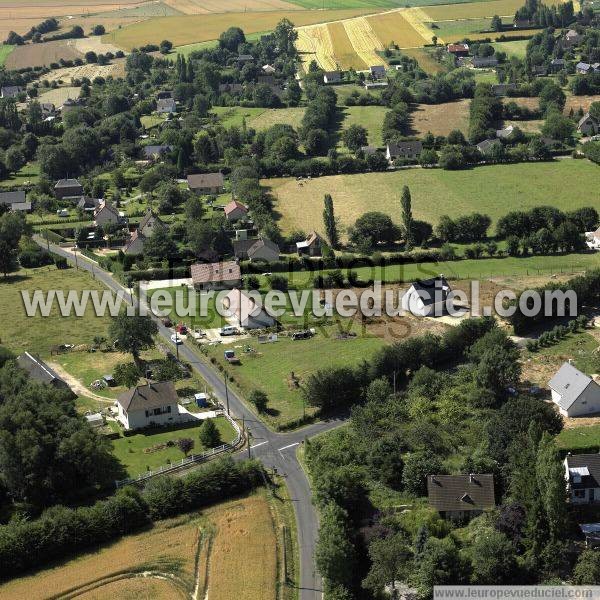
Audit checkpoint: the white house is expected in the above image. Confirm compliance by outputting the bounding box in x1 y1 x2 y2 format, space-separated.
549 362 600 417
401 277 452 317
564 453 600 504
116 381 181 430
222 289 275 330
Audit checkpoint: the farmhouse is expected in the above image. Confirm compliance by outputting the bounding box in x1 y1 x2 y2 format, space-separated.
191 260 242 291
296 231 322 257
188 172 225 195
427 474 495 519
54 178 83 200
576 62 599 75
77 196 100 212
142 145 173 161
16 352 71 392
513 17 531 28
550 58 566 72
94 200 122 227
222 289 275 330
247 237 280 262
564 453 600 504
157 98 177 114
138 209 166 237
385 141 423 161
360 145 378 156
1 85 22 99
237 54 254 68
548 362 600 417
323 71 341 84
473 56 498 68
496 125 515 139
476 139 500 155
224 200 248 222
447 43 469 56
262 64 276 74
401 276 452 317
41 103 56 118
531 65 548 76
578 113 599 136
156 90 173 100
124 229 146 256
116 381 181 430
365 81 388 90
369 65 386 79
0 190 31 212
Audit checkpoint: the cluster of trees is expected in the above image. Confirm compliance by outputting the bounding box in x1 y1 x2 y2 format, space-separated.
0 210 29 277
0 458 262 580
469 83 503 143
515 0 575 28
5 18 59 45
308 317 570 597
436 213 491 243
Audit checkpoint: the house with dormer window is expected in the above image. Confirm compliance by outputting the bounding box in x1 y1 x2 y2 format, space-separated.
427 474 495 519
564 454 600 504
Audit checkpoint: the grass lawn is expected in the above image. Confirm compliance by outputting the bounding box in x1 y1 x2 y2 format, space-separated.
402 47 446 74
0 44 14 66
557 424 600 452
38 86 80 106
248 106 307 131
430 18 492 38
267 160 600 236
410 99 470 136
338 105 388 149
111 416 237 477
206 324 385 428
140 113 167 130
0 162 39 188
211 105 266 128
0 265 111 358
492 38 530 58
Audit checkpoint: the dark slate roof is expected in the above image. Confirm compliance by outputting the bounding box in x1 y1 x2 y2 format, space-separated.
138 209 166 233
142 145 172 159
566 454 600 490
427 474 495 512
491 83 517 96
370 65 386 77
232 238 258 257
248 237 279 258
219 83 243 93
0 190 25 205
17 352 69 388
77 196 100 210
1 86 22 98
157 98 176 112
387 141 423 155
473 56 498 67
187 172 224 190
118 381 179 412
323 71 341 81
551 58 566 66
237 54 254 61
410 276 452 307
55 178 82 189
477 138 498 153
548 362 597 411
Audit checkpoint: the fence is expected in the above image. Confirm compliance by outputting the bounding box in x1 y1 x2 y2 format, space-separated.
114 410 243 488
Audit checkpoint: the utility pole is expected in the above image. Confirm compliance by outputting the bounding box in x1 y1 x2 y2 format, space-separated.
224 370 230 415
175 334 180 360
45 229 50 252
73 245 79 270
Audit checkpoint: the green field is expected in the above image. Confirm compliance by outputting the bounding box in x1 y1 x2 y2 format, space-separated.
338 105 388 149
430 18 492 38
557 425 600 452
110 416 237 477
492 38 530 58
0 162 39 188
0 265 110 358
268 160 600 236
207 324 385 428
288 0 493 7
0 44 14 66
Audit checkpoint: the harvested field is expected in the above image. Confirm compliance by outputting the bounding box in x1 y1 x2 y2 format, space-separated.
328 21 368 70
410 99 470 136
78 577 187 600
297 23 337 71
71 36 123 56
38 85 80 105
200 494 278 600
108 8 381 50
368 9 432 48
249 106 306 130
343 16 385 67
513 94 600 114
0 513 201 599
42 58 126 83
164 0 300 12
5 39 81 69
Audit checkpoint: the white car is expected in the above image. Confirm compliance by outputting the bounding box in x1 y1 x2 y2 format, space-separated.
170 334 183 345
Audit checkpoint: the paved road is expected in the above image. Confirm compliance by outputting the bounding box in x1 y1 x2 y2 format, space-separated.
36 239 345 600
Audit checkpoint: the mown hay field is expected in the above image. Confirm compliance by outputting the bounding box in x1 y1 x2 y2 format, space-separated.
165 0 300 12
268 160 600 235
402 47 445 73
78 578 187 600
343 16 386 66
107 8 381 49
5 39 81 69
0 513 201 599
38 85 81 106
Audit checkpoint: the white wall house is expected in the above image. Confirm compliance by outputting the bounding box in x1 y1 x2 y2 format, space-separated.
116 381 181 430
222 289 275 330
548 362 600 417
564 454 600 504
401 277 452 317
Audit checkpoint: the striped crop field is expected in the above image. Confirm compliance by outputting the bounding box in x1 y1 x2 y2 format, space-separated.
367 9 433 47
328 21 368 69
297 24 338 71
422 0 563 20
343 16 386 67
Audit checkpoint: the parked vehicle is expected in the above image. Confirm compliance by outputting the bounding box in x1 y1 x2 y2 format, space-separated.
224 350 240 364
292 330 314 341
170 333 183 345
220 325 239 337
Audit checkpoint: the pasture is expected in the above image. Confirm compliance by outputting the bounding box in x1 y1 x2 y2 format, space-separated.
268 160 600 235
38 85 80 106
338 105 388 148
422 0 559 20
402 47 446 73
207 325 385 427
0 44 14 65
107 8 381 49
0 265 110 358
410 99 470 136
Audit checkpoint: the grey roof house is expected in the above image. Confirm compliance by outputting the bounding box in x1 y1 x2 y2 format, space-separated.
156 97 177 114
54 178 83 200
323 71 341 84
142 145 173 161
369 65 386 79
564 453 600 505
385 141 423 161
187 172 225 195
473 55 498 68
0 190 31 212
427 474 495 519
549 362 600 417
17 352 71 392
1 86 22 99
